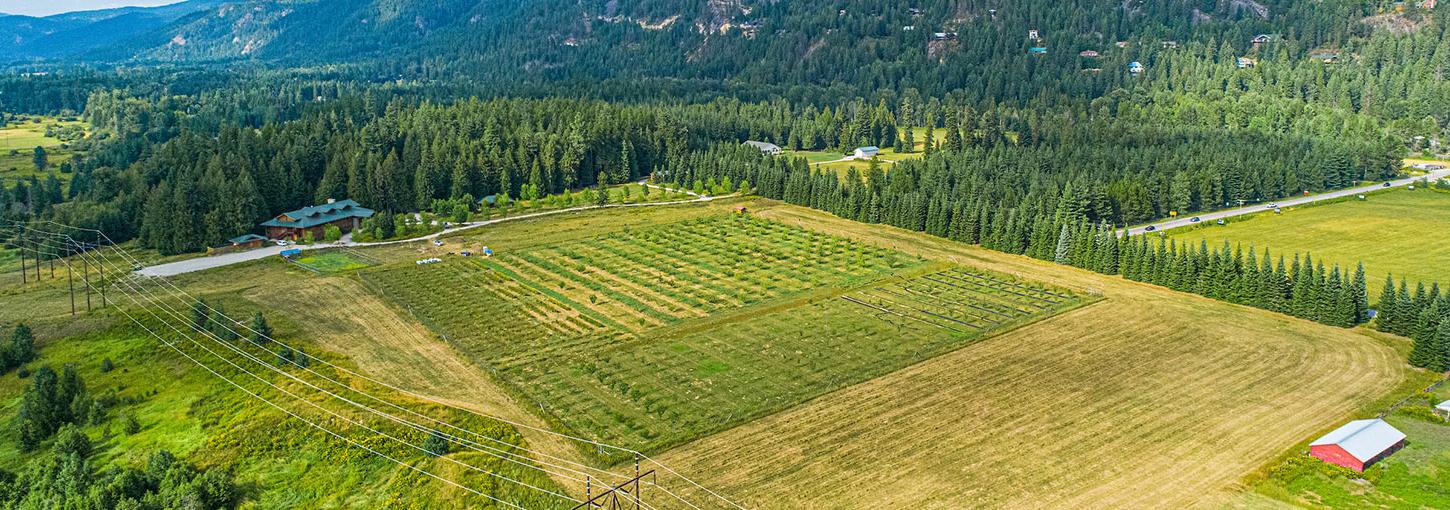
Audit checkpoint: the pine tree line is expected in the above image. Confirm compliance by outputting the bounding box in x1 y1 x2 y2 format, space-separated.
1376 276 1450 372
684 144 1394 330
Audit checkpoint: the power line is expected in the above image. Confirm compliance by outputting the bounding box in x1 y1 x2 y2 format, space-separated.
8 236 536 510
13 222 746 510
23 234 576 507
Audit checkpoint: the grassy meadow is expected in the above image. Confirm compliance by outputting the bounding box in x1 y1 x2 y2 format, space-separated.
784 127 945 176
0 115 87 188
0 315 565 509
1166 188 1450 299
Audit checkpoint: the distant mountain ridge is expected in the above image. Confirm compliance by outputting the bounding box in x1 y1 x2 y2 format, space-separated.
0 0 228 60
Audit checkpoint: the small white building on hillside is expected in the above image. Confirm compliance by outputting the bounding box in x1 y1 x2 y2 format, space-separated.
743 140 783 155
853 146 880 159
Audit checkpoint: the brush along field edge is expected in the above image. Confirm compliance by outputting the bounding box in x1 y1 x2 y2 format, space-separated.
650 202 1405 509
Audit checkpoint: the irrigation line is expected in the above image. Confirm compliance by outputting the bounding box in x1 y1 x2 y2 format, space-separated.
858 291 981 331
840 296 965 334
873 287 1000 327
931 272 1059 307
920 275 1039 315
897 285 1013 322
945 269 1071 302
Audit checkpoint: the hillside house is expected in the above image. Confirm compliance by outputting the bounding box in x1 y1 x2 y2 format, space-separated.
1436 400 1450 419
1161 40 1179 49
1128 61 1145 75
1252 34 1274 46
1309 419 1406 472
1029 47 1048 55
1079 50 1100 58
744 140 783 155
1028 29 1040 40
854 146 880 159
1236 57 1257 68
261 199 375 241
931 32 958 41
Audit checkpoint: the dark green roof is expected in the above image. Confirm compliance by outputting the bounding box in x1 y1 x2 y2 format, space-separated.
261 199 374 229
229 234 267 244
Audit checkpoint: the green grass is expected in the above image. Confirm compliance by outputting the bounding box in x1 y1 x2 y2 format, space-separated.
784 127 943 176
1251 403 1450 508
294 251 372 273
0 116 88 188
0 314 566 508
1166 188 1450 299
363 214 1082 462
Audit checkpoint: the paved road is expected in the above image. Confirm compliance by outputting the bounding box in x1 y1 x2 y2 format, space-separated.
137 184 720 277
1123 169 1450 237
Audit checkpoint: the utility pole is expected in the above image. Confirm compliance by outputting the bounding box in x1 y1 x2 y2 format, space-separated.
67 246 75 316
19 233 26 285
83 254 91 311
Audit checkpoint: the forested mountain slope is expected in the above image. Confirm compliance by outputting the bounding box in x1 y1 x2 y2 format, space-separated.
0 0 227 59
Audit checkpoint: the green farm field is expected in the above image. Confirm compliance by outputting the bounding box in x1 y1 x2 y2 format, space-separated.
361 213 1084 459
1167 189 1450 299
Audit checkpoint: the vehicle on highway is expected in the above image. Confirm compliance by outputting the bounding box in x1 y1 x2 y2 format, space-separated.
1266 203 1278 209
1383 182 1392 187
1145 225 1157 232
1216 219 1226 225
1190 217 1201 223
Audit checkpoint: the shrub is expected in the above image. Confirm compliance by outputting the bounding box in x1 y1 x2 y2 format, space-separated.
122 412 141 434
424 430 450 456
52 424 92 459
100 358 114 373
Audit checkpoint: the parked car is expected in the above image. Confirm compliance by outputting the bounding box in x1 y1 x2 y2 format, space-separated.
1190 217 1201 223
274 240 289 246
1145 225 1157 232
1216 219 1226 225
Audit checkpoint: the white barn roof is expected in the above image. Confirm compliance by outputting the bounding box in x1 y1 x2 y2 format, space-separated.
1437 400 1450 412
743 140 782 153
1310 419 1405 462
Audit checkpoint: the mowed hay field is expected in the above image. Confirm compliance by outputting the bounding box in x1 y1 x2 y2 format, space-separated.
1167 189 1450 298
361 213 1085 461
649 203 1408 509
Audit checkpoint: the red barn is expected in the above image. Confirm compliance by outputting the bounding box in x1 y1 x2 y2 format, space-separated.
1309 419 1406 472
